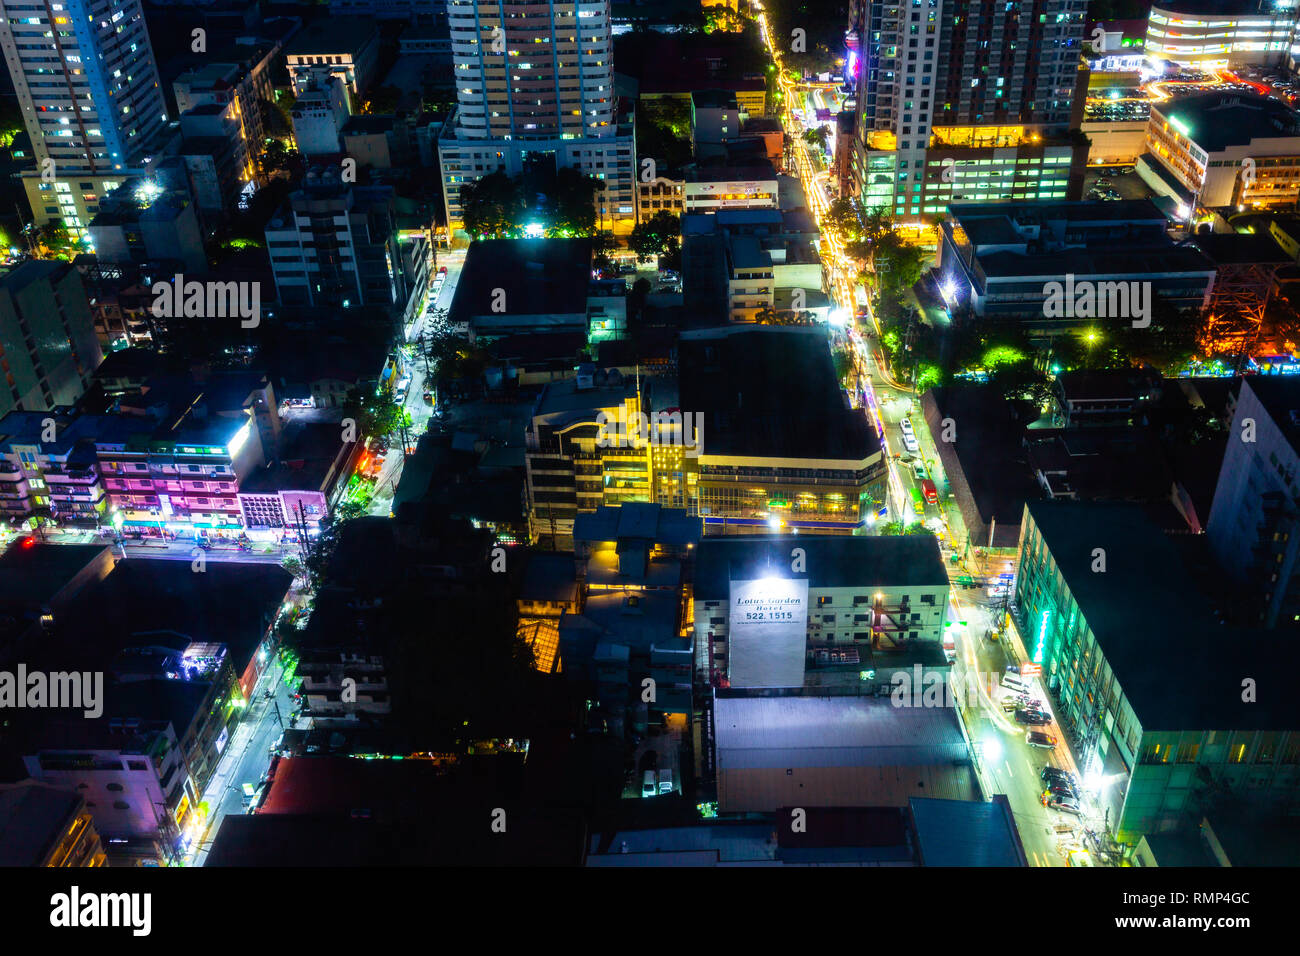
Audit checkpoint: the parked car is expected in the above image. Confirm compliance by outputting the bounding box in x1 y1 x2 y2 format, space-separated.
1015 708 1052 726
1042 765 1077 786
1042 791 1081 814
1026 730 1057 749
657 768 673 794
1045 780 1078 800
641 770 657 797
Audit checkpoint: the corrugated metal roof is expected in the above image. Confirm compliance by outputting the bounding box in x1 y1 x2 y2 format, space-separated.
714 696 967 769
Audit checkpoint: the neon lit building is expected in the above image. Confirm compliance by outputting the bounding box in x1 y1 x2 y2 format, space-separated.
1145 0 1299 69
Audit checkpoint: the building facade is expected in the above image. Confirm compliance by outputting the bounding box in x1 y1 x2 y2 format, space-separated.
850 0 1090 217
0 0 168 240
264 169 406 308
437 0 636 236
0 262 103 419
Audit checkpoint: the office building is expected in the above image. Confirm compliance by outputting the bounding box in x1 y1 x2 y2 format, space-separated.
438 0 636 236
679 326 888 533
524 370 645 544
284 16 381 108
937 200 1216 324
1138 92 1300 212
850 0 1089 217
264 167 406 308
0 0 168 240
691 89 744 160
1207 376 1300 628
0 262 102 419
1013 500 1300 847
1145 0 1300 69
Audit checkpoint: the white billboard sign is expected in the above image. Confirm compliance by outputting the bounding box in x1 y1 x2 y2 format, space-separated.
727 577 808 688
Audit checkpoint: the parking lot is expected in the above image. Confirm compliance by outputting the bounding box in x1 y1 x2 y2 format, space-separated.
1083 166 1152 203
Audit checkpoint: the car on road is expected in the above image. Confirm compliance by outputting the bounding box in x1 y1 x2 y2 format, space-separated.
1026 730 1057 749
899 418 920 453
1042 791 1081 814
1042 765 1077 786
1044 780 1078 800
1015 708 1052 726
911 460 928 480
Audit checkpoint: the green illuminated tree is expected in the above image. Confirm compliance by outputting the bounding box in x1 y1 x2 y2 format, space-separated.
459 170 526 239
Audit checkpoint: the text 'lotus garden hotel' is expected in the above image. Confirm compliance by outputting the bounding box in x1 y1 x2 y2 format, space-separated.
0 0 168 244
438 0 636 236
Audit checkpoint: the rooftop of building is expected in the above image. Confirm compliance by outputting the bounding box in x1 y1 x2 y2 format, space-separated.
693 534 948 600
681 207 784 235
949 199 1169 229
1155 93 1300 152
1182 231 1291 265
686 163 778 184
691 89 740 109
1024 500 1300 730
41 558 292 678
677 326 877 461
531 374 636 420
285 15 378 56
977 243 1215 279
519 551 579 605
713 694 969 768
450 238 593 325
0 780 81 866
909 796 1027 867
0 411 140 454
1056 367 1161 401
1242 374 1300 452
572 502 702 548
174 61 242 86
1024 427 1175 501
0 544 110 611
0 258 72 290
240 421 343 495
923 385 1043 541
560 587 682 653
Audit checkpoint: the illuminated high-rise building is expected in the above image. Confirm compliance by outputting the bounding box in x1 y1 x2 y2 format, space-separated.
851 0 1090 218
437 0 636 236
0 0 168 242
